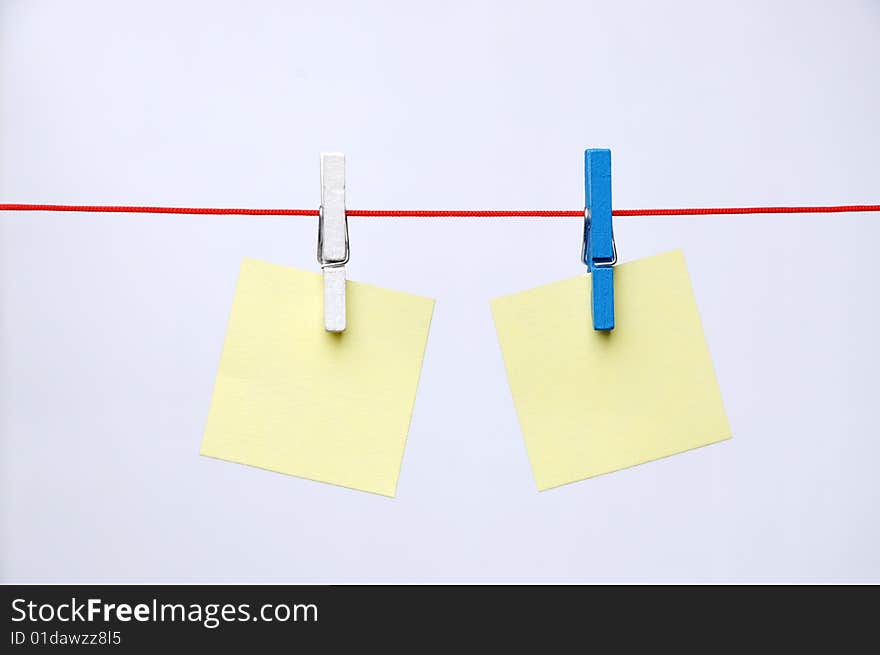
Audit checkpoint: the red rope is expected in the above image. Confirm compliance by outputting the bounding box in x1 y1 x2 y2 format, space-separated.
1 203 879 217
0 204 318 216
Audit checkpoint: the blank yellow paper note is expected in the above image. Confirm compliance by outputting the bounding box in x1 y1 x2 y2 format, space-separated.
201 259 434 497
491 250 731 490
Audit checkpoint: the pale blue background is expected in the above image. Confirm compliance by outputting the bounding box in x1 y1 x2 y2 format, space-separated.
1 0 878 582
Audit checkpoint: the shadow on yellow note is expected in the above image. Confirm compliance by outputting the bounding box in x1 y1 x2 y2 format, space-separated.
201 259 434 497
491 250 731 491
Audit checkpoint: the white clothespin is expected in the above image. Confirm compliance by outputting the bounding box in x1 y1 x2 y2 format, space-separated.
318 153 349 332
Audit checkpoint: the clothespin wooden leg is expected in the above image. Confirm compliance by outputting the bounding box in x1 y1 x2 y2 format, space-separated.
318 153 349 332
322 265 346 332
590 267 614 330
583 148 616 331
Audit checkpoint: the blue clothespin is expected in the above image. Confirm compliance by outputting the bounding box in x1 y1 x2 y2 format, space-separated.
583 148 616 331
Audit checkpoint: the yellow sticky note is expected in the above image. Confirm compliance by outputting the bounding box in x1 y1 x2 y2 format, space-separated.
201 259 434 497
491 250 731 490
